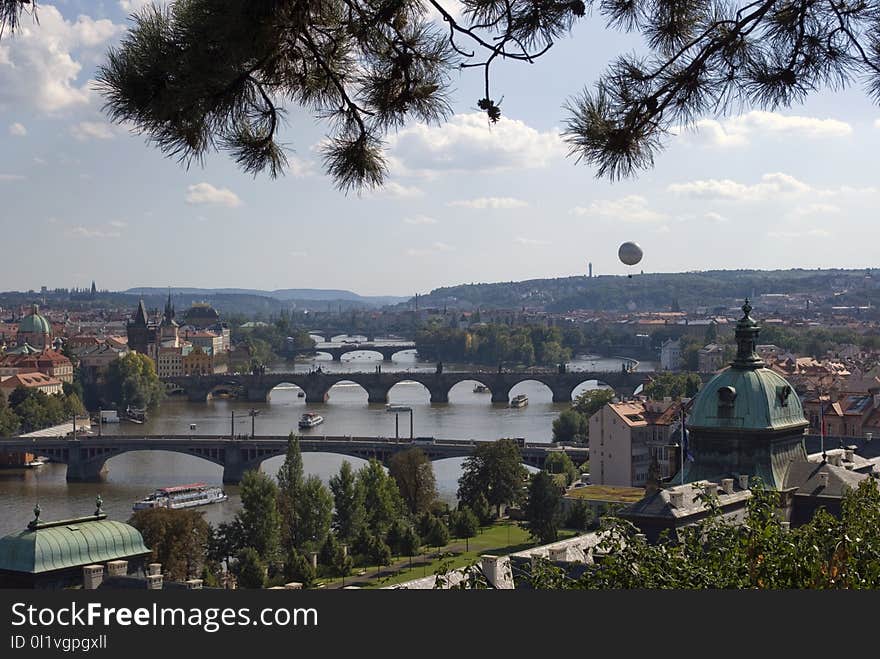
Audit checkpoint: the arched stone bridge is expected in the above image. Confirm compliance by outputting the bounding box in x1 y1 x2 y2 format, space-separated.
0 435 588 484
166 369 652 404
293 342 417 361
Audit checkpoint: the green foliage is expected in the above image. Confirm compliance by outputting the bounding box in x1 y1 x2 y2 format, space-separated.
329 461 366 543
276 435 333 555
367 535 392 570
399 524 421 558
357 458 406 536
458 439 528 516
234 548 266 589
236 469 282 564
388 448 438 514
128 508 210 581
0 395 19 436
471 492 494 526
5 387 85 434
544 451 580 486
531 479 880 589
552 409 588 445
644 372 702 400
419 513 451 549
207 520 244 570
524 471 563 545
451 506 480 551
415 323 571 367
571 389 615 418
283 549 316 588
564 500 595 531
297 475 334 553
104 352 163 410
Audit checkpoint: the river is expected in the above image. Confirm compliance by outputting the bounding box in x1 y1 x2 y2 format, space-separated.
0 346 656 536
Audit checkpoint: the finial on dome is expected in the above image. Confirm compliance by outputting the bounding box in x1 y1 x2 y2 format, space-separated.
33 503 41 522
95 494 103 516
742 298 752 317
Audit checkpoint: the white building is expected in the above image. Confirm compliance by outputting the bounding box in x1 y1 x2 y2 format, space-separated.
660 339 680 371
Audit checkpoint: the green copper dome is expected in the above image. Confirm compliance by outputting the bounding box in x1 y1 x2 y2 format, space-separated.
688 299 808 433
18 304 51 336
0 513 149 575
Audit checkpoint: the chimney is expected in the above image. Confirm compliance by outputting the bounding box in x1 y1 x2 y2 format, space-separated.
146 574 163 590
818 471 829 488
310 551 318 570
721 478 735 495
738 474 750 490
106 560 128 577
147 563 162 576
845 448 854 462
83 565 104 590
284 582 304 590
480 555 514 589
669 491 684 508
549 547 569 562
184 579 203 590
701 482 716 497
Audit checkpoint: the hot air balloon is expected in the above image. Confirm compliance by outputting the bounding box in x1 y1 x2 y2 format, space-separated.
618 242 643 278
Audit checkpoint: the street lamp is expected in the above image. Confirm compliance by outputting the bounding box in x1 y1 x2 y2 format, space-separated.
248 409 260 438
386 404 413 439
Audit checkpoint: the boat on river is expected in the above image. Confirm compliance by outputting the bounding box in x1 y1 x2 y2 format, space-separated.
133 482 227 511
298 412 324 429
510 394 528 408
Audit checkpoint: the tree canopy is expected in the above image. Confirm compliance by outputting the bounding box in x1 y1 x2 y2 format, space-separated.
7 0 869 189
458 438 528 516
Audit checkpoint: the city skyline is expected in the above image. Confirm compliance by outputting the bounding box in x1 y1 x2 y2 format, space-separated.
3 2 880 296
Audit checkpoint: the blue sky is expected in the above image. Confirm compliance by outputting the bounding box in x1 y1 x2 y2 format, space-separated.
2 1 879 296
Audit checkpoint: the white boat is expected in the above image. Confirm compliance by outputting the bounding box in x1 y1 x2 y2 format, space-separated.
298 412 324 429
510 394 529 408
24 456 48 468
473 384 489 393
133 482 227 511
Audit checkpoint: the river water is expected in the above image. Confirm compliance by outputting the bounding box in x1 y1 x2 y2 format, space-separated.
0 346 656 536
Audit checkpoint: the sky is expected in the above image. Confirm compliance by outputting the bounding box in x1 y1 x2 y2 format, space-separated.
2 1 880 297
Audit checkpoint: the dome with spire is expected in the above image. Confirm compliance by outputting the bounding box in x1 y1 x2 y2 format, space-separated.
688 300 809 433
18 304 51 337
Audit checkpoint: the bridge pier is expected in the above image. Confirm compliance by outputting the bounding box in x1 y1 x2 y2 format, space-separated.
222 444 246 484
491 387 511 404
367 388 389 404
66 446 108 482
429 387 448 404
245 387 271 403
551 386 573 404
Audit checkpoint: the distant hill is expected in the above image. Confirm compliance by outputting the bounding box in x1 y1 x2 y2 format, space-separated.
125 287 407 308
401 268 879 313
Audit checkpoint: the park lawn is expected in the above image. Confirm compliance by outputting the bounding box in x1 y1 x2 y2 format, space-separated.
319 523 579 590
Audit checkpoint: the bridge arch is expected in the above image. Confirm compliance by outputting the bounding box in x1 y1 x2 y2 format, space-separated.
448 379 495 404
340 349 386 362
265 381 306 404
326 379 371 404
203 380 245 401
507 378 556 404
387 380 431 405
570 379 616 401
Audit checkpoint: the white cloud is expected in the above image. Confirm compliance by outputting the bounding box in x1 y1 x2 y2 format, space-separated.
404 215 438 225
0 6 123 113
570 195 667 223
677 111 852 148
288 155 315 178
406 242 454 256
875 118 880 129
365 181 424 199
109 220 128 228
69 226 121 239
70 121 116 141
668 172 813 201
703 211 728 223
514 236 550 246
0 174 24 182
185 182 242 207
767 229 831 239
388 113 564 176
447 197 528 209
290 250 308 257
8 122 27 136
789 203 840 217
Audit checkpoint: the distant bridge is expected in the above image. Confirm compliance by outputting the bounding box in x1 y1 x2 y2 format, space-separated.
0 435 588 484
294 341 417 361
166 369 652 404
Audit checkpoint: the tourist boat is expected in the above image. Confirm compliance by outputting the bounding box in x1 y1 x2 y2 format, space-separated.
24 456 48 468
132 483 227 511
298 412 324 429
297 391 305 398
473 384 489 393
510 394 529 408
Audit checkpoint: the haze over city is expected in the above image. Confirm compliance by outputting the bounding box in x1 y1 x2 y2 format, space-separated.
3 1 880 295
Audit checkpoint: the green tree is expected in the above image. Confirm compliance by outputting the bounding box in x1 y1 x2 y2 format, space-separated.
644 372 702 400
564 500 595 531
367 535 392 575
329 461 367 543
544 451 579 486
0 396 19 436
471 492 494 526
276 434 304 553
524 471 563 545
399 525 421 567
236 469 282 563
571 389 615 418
388 448 438 515
357 459 405 536
458 439 527 517
297 475 334 553
207 520 244 572
129 508 211 581
552 409 588 444
283 549 316 588
451 506 479 552
234 548 266 589
421 514 451 550
104 352 163 410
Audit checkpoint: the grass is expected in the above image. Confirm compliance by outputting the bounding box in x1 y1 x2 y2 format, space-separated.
317 522 579 590
565 485 645 503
